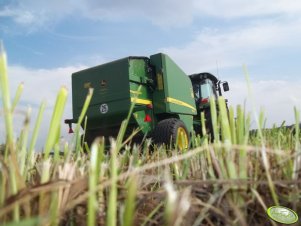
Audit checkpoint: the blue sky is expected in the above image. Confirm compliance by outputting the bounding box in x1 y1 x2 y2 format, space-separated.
1 0 301 147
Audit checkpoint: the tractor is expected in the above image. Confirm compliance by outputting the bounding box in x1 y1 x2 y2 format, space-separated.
190 72 229 136
65 53 229 149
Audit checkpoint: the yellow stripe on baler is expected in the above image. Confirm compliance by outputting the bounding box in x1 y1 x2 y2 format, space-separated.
130 90 142 95
166 97 196 112
131 98 152 105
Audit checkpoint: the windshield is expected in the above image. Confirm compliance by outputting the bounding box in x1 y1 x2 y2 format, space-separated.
200 79 217 99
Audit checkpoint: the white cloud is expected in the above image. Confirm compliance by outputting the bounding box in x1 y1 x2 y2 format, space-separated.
0 0 196 28
81 0 197 27
7 65 78 107
2 0 301 29
195 0 301 18
0 1 75 31
224 79 301 128
160 17 301 74
0 65 85 149
0 7 35 25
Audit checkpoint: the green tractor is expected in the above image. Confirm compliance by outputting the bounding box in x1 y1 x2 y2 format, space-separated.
190 72 229 136
65 53 229 149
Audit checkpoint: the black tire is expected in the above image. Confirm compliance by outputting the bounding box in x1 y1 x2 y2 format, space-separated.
153 118 189 149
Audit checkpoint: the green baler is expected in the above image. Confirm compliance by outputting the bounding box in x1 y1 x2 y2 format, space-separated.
65 53 229 148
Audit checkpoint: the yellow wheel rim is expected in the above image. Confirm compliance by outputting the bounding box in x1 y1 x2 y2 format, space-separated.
176 127 188 150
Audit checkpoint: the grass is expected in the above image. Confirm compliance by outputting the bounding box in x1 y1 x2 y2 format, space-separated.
1 44 301 226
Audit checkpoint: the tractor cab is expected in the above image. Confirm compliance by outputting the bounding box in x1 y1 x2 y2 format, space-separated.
189 72 229 135
192 77 218 110
189 73 229 111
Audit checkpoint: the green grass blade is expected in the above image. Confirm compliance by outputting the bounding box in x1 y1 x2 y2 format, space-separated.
116 85 141 149
218 97 232 145
11 83 24 113
9 161 19 222
43 86 68 159
141 202 164 226
235 105 248 180
0 42 14 157
123 174 138 226
87 139 99 226
49 190 59 226
3 217 41 226
236 105 244 145
292 107 300 180
243 65 279 205
0 166 6 206
201 112 215 179
81 116 88 151
218 97 238 183
74 88 93 154
209 97 219 143
27 101 46 169
19 108 31 177
229 106 236 144
107 140 118 226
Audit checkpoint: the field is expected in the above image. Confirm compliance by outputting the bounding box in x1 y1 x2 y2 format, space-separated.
1 46 301 226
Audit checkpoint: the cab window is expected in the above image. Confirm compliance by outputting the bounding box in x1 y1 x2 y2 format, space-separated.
200 79 217 99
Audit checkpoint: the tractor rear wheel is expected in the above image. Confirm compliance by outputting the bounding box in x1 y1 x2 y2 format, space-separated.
153 118 189 150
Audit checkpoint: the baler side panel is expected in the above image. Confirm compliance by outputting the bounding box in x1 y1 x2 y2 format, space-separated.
150 53 197 116
162 55 197 115
71 58 131 131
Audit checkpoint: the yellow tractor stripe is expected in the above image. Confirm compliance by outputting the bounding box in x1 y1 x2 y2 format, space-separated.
131 98 152 105
166 97 196 112
130 90 142 95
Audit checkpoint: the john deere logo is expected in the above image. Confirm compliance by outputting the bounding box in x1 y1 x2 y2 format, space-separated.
100 80 107 88
267 206 298 224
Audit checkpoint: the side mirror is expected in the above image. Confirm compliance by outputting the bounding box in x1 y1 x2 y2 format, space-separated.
223 82 229 92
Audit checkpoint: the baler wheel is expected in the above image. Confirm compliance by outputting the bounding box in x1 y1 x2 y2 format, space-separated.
153 118 189 150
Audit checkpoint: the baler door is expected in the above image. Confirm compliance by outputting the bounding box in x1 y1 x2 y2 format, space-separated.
150 53 197 115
